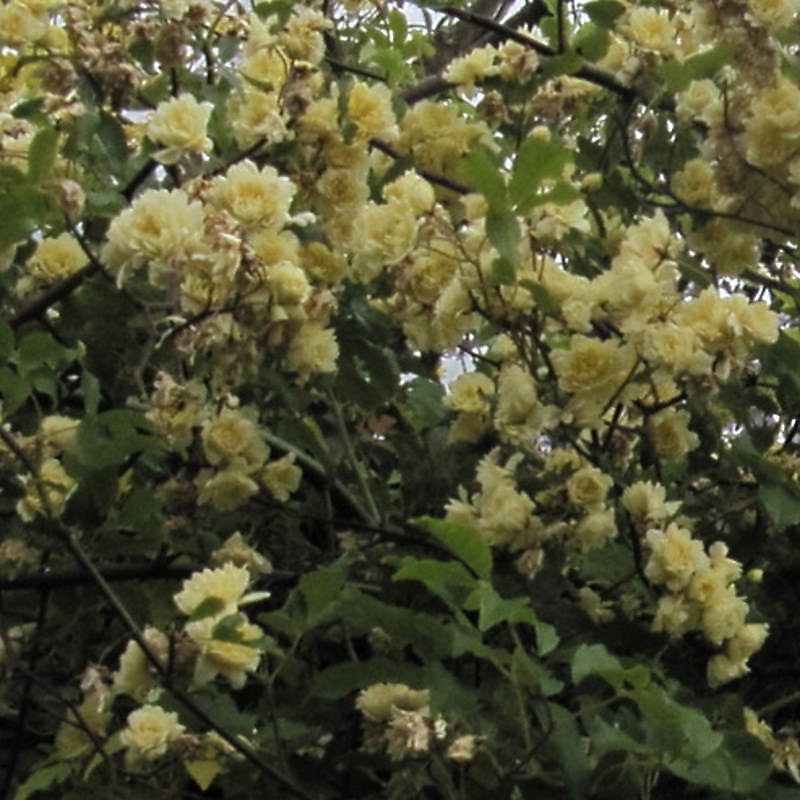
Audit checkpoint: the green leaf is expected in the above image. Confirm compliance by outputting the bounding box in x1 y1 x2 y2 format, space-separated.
0 321 13 363
574 22 610 61
180 688 256 736
298 559 348 626
211 612 251 643
97 111 128 162
583 0 625 28
519 279 561 314
633 686 722 762
338 590 453 660
535 701 592 800
12 97 46 120
420 516 491 579
486 208 520 281
584 713 647 756
253 1 294 23
368 46 407 84
457 146 507 210
12 761 72 800
0 163 25 186
85 190 126 218
62 467 117 523
528 181 583 208
115 486 163 540
474 583 517 631
464 582 524 629
572 642 623 685
184 760 222 792
74 410 160 470
511 646 563 696
335 307 401 410
188 596 227 622
82 731 124 780
392 557 476 606
658 44 733 92
16 331 74 372
312 657 426 699
540 50 584 79
388 8 407 42
82 369 100 415
531 616 559 655
460 580 558 653
759 482 800 530
218 33 239 62
667 730 771 793
27 127 59 183
577 541 635 583
510 137 574 211
400 377 448 431
491 256 516 285
572 642 650 690
0 185 53 249
449 616 509 663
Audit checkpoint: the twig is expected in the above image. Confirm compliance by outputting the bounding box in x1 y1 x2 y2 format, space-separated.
757 688 800 718
555 0 566 53
400 2 550 105
615 114 796 239
325 57 386 82
122 158 157 201
438 5 638 103
400 75 452 105
9 155 160 330
0 587 50 799
326 389 382 526
61 528 315 798
207 137 268 177
263 431 376 526
369 138 469 194
0 427 317 800
0 562 297 591
10 262 100 329
634 391 688 416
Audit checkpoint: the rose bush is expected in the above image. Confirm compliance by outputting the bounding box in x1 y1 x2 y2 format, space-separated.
2 0 800 797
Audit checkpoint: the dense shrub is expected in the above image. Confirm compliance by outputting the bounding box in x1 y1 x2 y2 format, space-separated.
2 1 800 797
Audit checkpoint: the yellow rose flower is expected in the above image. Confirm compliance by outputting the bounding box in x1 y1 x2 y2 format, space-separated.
201 407 268 472
261 453 302 501
356 683 430 722
120 705 186 764
347 80 398 141
174 561 252 617
147 93 213 164
209 160 295 231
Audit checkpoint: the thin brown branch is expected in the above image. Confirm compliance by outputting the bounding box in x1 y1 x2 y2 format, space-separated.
0 587 51 798
0 427 316 800
634 391 688 416
555 0 566 53
438 5 638 103
325 56 386 82
207 136 268 177
122 158 157 201
614 114 797 239
400 75 452 105
369 137 469 194
400 2 550 105
9 262 100 329
10 157 159 330
0 563 295 591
